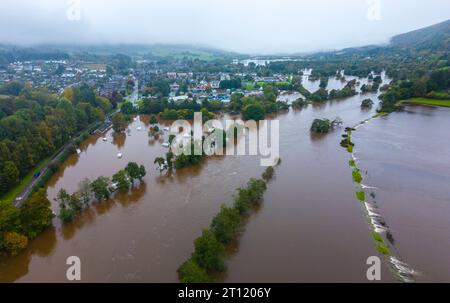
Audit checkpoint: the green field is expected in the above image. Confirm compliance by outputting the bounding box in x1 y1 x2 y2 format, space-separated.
399 98 450 108
0 157 49 204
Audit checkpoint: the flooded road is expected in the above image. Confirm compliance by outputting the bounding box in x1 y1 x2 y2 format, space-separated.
0 73 431 283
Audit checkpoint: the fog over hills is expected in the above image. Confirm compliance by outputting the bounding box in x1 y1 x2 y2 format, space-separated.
0 0 449 54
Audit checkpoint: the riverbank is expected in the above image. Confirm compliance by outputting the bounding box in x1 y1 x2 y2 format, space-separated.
398 98 450 108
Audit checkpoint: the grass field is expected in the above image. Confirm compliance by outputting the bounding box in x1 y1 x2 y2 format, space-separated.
0 157 49 204
399 98 450 108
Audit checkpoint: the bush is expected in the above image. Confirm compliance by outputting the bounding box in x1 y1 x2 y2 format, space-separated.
210 206 241 244
292 98 309 109
234 179 267 214
356 190 366 202
310 119 332 133
177 259 211 283
242 103 265 121
3 232 28 256
361 98 374 109
58 207 76 223
20 189 54 239
262 167 274 181
192 229 225 272
352 169 363 183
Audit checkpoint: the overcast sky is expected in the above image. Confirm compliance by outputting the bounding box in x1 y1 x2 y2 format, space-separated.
0 0 449 54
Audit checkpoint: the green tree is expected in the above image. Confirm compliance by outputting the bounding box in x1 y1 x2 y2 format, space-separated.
58 207 76 223
112 112 127 133
0 200 21 233
120 101 134 115
154 157 166 173
125 162 146 183
112 170 130 193
149 115 158 124
210 205 241 244
68 194 83 213
1 161 20 191
20 189 54 239
242 103 265 121
192 229 225 272
177 259 211 283
90 177 111 201
262 166 274 181
310 119 332 133
3 232 28 256
78 178 92 206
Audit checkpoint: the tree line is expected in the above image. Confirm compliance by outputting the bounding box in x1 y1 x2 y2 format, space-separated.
177 164 278 283
56 162 146 223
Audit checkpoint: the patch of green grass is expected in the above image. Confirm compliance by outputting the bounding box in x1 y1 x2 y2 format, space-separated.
352 168 363 183
0 157 50 204
373 112 387 118
356 190 366 202
372 232 384 243
399 98 450 108
376 242 391 256
347 145 353 153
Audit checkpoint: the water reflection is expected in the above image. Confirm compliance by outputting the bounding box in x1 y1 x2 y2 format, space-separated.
112 133 127 149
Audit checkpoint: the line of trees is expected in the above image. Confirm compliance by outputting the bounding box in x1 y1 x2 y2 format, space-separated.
56 162 146 223
177 165 277 283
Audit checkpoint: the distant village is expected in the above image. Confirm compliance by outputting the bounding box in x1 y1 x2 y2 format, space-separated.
0 57 290 105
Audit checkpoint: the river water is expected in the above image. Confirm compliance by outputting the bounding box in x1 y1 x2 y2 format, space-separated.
1 73 446 282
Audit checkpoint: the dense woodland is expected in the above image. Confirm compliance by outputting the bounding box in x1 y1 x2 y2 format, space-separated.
0 82 112 196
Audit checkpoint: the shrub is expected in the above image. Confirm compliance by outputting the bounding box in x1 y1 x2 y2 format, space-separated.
361 98 374 109
192 229 225 272
310 119 332 133
356 190 366 202
58 207 76 223
210 205 241 244
262 167 275 181
3 232 28 256
352 169 363 183
178 259 211 283
242 103 265 121
292 98 310 109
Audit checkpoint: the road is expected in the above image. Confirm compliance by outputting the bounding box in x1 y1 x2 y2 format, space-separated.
13 78 139 207
129 77 139 106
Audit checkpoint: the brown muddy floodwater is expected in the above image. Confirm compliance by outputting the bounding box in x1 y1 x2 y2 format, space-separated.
352 105 450 282
0 72 420 283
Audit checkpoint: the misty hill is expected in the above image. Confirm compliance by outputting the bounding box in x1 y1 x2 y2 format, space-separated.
390 19 450 51
311 18 450 60
0 44 245 66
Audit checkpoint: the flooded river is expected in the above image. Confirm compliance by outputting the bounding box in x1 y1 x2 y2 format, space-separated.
1 73 446 282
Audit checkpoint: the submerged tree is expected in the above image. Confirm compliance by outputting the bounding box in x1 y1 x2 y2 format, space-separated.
112 170 130 193
90 176 111 202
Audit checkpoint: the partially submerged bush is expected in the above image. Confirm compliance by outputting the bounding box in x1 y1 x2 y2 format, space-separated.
178 259 211 283
361 98 374 109
311 119 332 133
262 166 275 181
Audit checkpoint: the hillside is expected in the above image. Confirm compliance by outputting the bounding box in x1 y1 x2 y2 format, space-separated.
390 19 450 51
